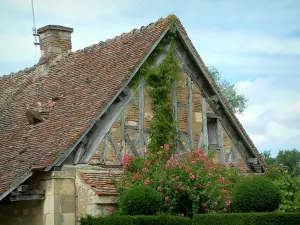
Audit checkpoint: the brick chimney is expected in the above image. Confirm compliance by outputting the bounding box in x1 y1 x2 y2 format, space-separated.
37 25 73 62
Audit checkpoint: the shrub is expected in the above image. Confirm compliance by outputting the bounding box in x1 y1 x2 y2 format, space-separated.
231 176 280 212
119 185 163 215
192 213 300 225
265 166 300 212
116 147 242 215
79 214 191 225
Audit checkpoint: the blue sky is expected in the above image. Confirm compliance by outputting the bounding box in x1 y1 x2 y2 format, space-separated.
1 0 300 155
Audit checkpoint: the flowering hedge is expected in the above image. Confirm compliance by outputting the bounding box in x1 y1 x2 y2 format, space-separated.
115 145 241 215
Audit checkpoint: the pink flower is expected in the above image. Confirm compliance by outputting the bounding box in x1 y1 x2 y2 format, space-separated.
144 178 150 185
142 167 148 173
141 147 147 154
219 177 225 184
164 196 169 201
189 173 195 180
144 161 150 167
160 146 163 149
163 144 170 151
133 172 142 181
157 186 162 191
222 189 228 194
159 179 164 183
226 200 231 207
179 213 184 217
107 207 114 213
229 161 234 167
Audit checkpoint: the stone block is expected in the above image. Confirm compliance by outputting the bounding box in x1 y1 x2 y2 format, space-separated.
45 214 54 225
61 213 75 225
60 195 75 213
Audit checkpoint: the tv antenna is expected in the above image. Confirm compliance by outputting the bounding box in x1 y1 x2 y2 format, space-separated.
31 0 40 46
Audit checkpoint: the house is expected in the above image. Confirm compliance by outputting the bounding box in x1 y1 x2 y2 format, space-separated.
0 15 265 225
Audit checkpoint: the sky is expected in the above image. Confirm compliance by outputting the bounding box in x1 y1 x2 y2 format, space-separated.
1 0 300 155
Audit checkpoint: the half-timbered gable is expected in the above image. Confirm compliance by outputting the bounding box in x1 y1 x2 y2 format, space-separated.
0 15 264 225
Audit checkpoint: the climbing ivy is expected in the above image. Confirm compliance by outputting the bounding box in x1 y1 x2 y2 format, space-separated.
133 23 179 152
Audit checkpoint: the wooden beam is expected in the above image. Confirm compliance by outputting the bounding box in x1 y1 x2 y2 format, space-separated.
11 190 44 196
187 76 193 148
202 97 209 154
197 132 203 149
232 144 238 166
248 158 258 164
10 194 44 201
80 80 146 163
73 142 86 164
124 132 139 157
108 134 123 163
172 80 179 152
99 135 109 164
217 119 225 165
139 85 145 151
121 110 125 155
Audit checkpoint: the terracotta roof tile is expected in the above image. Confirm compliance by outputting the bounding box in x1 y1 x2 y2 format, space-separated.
79 169 123 196
0 16 171 196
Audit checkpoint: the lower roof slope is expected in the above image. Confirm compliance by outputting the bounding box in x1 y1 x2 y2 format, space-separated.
0 16 170 196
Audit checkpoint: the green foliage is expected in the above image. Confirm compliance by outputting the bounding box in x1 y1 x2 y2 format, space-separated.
208 66 247 114
79 214 191 225
261 150 277 166
265 166 300 213
117 147 242 215
119 185 164 215
261 149 300 176
132 30 179 151
277 149 300 176
231 176 281 212
192 213 300 225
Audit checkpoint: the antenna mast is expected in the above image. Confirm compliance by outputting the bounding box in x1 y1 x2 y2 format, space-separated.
31 0 39 46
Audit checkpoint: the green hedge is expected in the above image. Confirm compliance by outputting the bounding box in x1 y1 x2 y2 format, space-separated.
193 213 300 225
79 214 191 225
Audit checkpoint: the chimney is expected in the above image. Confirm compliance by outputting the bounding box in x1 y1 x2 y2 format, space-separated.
37 25 73 62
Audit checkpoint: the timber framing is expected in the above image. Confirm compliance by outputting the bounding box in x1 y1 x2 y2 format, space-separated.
50 21 261 172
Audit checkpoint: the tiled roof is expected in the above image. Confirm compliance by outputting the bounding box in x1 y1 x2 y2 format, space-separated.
0 15 171 196
79 168 123 196
0 14 264 198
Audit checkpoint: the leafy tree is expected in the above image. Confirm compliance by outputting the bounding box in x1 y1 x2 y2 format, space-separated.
208 67 247 114
277 149 300 176
261 150 277 166
261 149 300 176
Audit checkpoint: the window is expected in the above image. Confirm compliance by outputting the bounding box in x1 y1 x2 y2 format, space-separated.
207 118 219 150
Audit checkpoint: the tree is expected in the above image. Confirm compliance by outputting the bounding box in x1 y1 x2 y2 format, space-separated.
277 149 300 176
261 150 277 166
208 67 247 114
261 149 300 176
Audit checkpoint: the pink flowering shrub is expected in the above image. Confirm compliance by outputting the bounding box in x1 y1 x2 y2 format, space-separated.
116 145 242 215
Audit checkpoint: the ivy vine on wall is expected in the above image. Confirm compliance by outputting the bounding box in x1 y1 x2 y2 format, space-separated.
133 19 179 152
